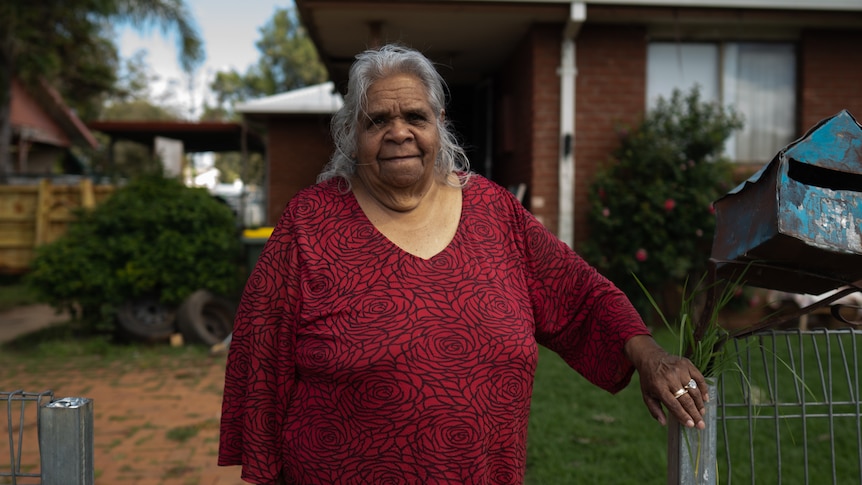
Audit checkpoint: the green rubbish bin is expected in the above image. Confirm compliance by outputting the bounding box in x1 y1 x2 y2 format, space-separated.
241 227 274 275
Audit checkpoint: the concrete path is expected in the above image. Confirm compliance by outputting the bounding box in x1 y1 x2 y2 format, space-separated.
0 304 70 344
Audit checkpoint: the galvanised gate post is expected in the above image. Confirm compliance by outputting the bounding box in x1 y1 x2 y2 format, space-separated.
39 397 94 485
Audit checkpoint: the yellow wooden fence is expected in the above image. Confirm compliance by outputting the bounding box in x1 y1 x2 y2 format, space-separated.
0 179 114 274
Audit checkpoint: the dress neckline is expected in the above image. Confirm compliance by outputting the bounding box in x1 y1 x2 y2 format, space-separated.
346 179 467 262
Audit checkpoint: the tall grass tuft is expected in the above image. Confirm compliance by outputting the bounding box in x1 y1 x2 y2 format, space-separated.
634 269 747 379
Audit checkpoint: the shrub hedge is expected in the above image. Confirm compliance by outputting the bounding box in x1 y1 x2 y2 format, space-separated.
25 175 243 333
579 87 743 320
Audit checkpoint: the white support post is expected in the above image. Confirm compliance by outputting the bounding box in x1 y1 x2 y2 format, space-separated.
558 2 585 247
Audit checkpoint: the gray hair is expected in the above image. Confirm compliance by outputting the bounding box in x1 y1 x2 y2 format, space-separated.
318 44 470 186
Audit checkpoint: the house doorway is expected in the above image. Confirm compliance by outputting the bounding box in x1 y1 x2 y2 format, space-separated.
448 82 493 180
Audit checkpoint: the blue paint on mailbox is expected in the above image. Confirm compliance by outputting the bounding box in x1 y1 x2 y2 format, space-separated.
712 110 862 294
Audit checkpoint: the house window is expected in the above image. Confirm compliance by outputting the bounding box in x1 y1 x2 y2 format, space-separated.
647 42 796 163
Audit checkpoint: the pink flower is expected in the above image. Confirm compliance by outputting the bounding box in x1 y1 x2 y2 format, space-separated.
695 228 703 237
635 248 648 262
663 199 676 212
602 207 610 217
708 203 716 215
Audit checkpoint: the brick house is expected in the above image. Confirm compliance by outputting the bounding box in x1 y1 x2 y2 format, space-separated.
237 82 343 226
253 0 862 249
8 78 99 176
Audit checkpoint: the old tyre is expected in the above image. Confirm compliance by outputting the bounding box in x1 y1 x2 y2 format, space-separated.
117 297 177 342
177 290 235 346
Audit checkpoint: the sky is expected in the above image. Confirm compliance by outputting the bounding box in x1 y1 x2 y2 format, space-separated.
117 0 290 118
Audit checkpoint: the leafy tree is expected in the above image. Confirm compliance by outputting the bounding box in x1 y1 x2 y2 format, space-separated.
248 7 327 94
112 49 161 103
206 6 327 117
579 87 743 321
204 6 326 187
212 151 265 185
207 70 249 121
103 98 179 122
0 0 204 182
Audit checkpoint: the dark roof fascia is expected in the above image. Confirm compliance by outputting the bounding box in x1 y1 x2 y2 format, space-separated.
87 120 266 153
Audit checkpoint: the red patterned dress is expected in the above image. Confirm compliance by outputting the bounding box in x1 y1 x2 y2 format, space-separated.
219 175 650 484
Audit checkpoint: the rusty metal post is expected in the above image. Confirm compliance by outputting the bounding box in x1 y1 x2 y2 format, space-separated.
39 397 94 485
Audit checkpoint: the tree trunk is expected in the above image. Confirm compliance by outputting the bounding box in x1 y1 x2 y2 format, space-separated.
0 27 15 184
0 84 12 183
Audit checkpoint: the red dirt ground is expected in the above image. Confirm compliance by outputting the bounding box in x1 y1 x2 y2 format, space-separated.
0 306 246 485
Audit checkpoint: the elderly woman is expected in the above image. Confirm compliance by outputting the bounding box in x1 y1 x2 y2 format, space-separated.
219 44 707 485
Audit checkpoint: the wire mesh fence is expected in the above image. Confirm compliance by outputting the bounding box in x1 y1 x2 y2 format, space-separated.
718 328 862 484
1 390 54 485
2 390 94 485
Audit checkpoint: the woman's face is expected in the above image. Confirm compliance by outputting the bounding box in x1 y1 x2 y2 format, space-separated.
354 73 442 210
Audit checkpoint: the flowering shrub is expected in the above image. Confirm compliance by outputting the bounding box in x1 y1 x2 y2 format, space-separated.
580 87 743 320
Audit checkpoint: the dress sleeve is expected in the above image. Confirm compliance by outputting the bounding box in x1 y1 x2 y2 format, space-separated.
517 200 651 394
218 210 300 483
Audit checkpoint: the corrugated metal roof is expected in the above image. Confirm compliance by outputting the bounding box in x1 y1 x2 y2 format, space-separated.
236 82 343 115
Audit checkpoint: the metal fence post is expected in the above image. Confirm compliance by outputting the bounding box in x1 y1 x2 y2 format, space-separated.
668 383 718 485
39 397 94 485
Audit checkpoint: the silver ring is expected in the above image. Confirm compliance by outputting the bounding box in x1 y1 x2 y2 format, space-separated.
687 379 697 390
673 388 688 399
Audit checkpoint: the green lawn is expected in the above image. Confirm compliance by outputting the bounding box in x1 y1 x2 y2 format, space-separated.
526 334 672 485
0 279 39 312
2 294 859 484
527 328 862 484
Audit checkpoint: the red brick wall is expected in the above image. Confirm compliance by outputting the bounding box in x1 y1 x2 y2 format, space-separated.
494 33 537 214
493 26 561 231
265 116 334 225
530 26 563 232
494 24 646 240
572 24 647 248
799 29 862 133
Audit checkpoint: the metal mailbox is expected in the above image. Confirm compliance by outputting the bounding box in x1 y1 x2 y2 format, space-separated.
711 109 862 294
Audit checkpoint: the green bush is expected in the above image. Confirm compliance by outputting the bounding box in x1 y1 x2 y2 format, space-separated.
579 87 743 320
25 175 243 332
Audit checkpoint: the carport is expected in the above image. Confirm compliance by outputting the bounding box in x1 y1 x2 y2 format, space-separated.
87 120 266 177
